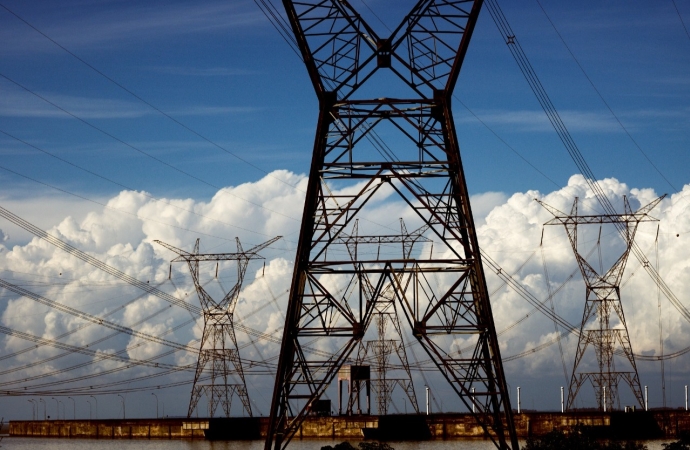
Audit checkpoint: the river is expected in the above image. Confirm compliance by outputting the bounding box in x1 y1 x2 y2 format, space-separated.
0 438 676 450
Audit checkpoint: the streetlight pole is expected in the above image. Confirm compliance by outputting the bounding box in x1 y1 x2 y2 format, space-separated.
151 393 159 418
28 400 36 420
87 399 92 420
68 397 75 420
59 400 64 420
90 396 98 419
51 397 58 420
39 398 46 420
117 394 125 419
425 385 430 415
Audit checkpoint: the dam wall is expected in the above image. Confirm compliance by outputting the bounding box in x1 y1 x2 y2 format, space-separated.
9 410 690 440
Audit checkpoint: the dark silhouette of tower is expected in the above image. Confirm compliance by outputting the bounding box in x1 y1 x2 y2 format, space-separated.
539 195 663 411
265 1 518 449
346 220 423 415
156 236 280 417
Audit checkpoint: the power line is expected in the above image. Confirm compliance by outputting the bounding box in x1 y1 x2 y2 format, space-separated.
534 0 678 192
0 127 300 240
0 72 301 229
671 0 690 43
485 0 690 335
0 1 301 192
0 162 282 242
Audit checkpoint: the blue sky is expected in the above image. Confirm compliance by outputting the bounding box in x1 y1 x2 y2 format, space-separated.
1 0 688 205
0 0 689 419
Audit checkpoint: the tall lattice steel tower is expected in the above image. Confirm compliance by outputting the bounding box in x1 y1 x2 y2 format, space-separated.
538 196 663 411
346 220 424 416
156 236 280 417
266 2 518 450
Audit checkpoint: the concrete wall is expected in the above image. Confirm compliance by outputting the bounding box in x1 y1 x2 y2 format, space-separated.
10 419 205 439
10 411 690 440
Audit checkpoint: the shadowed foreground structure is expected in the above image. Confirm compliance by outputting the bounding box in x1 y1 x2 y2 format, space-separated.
10 410 690 440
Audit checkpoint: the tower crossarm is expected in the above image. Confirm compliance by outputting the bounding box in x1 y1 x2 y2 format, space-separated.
336 219 431 261
155 237 281 419
544 214 659 226
537 196 663 287
268 2 518 450
283 0 483 100
537 196 663 412
153 236 281 263
537 196 664 227
155 236 281 313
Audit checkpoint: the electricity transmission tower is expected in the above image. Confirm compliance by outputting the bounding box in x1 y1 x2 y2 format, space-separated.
156 236 280 417
538 196 664 411
347 220 424 416
354 317 420 416
265 2 519 450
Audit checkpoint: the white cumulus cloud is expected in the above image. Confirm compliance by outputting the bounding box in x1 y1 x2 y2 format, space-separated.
0 171 689 415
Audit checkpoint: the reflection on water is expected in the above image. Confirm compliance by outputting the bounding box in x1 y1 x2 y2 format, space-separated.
0 438 676 450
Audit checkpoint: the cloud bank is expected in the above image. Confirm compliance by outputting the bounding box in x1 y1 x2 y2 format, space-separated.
1 170 689 416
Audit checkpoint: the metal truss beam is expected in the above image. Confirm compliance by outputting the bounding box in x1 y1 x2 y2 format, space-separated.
538 196 663 411
157 236 280 417
267 1 518 449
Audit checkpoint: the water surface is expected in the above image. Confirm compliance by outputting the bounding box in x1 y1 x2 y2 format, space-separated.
0 438 675 450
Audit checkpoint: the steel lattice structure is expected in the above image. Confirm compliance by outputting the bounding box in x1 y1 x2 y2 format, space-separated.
266 1 519 450
347 220 424 416
156 236 280 417
538 196 664 411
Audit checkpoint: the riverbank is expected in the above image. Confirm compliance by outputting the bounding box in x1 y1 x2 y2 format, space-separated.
9 410 690 440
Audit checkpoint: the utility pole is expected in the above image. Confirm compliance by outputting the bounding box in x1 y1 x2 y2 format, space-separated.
539 196 663 411
90 396 97 419
28 400 36 420
426 386 430 415
156 236 280 418
152 393 159 418
265 2 517 449
117 394 125 419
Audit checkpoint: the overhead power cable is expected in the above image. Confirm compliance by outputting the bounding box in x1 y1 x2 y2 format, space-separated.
485 0 690 331
0 281 160 362
252 0 302 61
0 204 201 315
0 277 195 352
0 292 181 378
0 209 310 381
0 322 189 372
0 2 301 192
0 72 299 227
0 274 284 388
0 128 297 242
671 0 690 43
0 162 280 242
0 376 206 397
534 0 677 192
